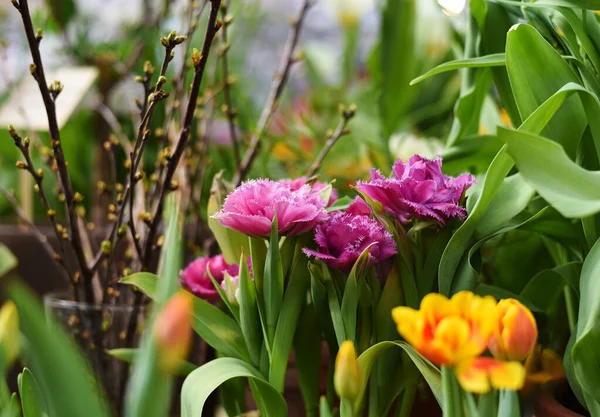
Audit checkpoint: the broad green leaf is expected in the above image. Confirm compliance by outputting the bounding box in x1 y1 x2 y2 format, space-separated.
474 173 535 239
9 284 111 417
120 272 158 299
238 252 262 366
294 304 322 417
559 8 600 74
18 368 48 417
340 245 374 342
564 332 587 409
438 148 514 295
0 244 17 278
250 237 267 294
125 194 182 417
264 217 283 344
498 0 600 9
573 238 600 403
192 297 251 361
506 23 587 158
355 341 442 410
379 0 416 137
481 2 521 126
321 262 346 346
181 358 287 417
442 366 464 417
269 258 309 392
499 128 600 218
107 348 197 377
447 16 493 146
410 54 506 85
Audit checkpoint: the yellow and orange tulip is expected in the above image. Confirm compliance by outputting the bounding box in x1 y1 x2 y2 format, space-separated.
455 356 526 394
392 292 498 366
488 299 537 361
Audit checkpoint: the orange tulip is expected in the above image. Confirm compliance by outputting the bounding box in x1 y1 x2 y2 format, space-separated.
488 299 537 361
455 356 526 394
392 292 498 366
154 291 193 373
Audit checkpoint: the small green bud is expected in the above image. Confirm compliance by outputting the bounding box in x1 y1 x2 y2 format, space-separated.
101 240 112 255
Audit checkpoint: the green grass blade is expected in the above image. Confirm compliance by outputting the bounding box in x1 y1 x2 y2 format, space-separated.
410 54 506 85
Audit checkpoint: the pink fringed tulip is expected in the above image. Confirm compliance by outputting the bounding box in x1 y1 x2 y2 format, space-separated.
180 255 238 302
303 209 397 272
488 299 538 361
213 179 328 237
280 177 339 206
345 196 372 216
356 155 475 224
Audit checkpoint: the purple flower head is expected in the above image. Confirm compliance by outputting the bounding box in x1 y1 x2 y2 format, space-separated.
213 179 329 237
356 155 475 224
279 177 339 206
303 211 397 272
345 197 372 216
181 254 239 302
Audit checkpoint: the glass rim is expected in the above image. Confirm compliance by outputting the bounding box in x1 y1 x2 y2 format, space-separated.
43 291 148 313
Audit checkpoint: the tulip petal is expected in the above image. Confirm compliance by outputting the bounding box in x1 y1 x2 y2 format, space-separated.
455 357 526 394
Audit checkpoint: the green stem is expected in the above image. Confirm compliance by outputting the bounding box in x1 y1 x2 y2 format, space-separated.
340 398 355 417
342 25 359 87
441 366 463 417
564 286 577 332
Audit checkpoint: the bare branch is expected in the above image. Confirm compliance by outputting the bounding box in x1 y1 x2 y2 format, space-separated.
233 0 311 186
306 104 356 178
144 0 223 266
16 0 94 301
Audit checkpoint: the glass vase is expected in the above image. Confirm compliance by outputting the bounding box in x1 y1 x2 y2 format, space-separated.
43 292 147 416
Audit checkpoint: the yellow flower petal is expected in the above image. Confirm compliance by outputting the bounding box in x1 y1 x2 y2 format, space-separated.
490 361 526 391
455 357 525 394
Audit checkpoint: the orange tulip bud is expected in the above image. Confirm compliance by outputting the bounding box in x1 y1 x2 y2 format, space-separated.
154 292 193 373
334 341 361 401
455 356 526 394
392 292 498 366
488 299 537 361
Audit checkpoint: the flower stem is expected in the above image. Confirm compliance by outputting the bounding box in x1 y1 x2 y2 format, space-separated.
441 366 464 417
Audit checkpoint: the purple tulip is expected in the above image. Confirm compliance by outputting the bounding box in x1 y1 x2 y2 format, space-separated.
213 179 329 237
303 210 397 272
345 197 372 216
280 177 339 206
181 255 239 302
356 155 475 224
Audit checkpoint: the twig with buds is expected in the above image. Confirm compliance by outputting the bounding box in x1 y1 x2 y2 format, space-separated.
13 0 95 302
0 186 71 285
233 0 312 186
144 0 223 267
306 104 356 178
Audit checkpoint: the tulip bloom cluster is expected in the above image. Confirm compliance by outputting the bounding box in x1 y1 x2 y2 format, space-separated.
392 292 538 393
357 156 475 224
